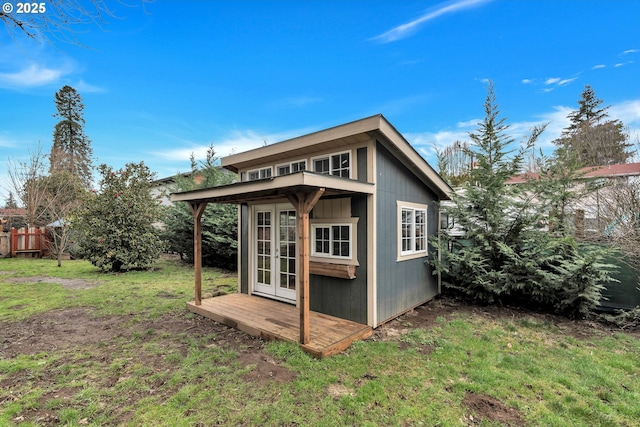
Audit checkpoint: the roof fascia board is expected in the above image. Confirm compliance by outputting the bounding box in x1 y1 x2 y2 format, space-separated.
221 115 383 172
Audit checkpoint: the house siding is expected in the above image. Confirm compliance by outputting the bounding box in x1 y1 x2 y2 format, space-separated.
375 141 440 325
309 194 368 324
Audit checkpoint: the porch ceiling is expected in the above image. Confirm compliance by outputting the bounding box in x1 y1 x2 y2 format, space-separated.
170 171 374 205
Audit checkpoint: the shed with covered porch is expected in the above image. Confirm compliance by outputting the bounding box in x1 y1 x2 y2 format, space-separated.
171 114 452 357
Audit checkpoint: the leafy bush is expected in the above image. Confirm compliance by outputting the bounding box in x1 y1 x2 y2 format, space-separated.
74 162 165 272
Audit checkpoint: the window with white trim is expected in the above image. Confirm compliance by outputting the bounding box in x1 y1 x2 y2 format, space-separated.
313 157 330 174
311 223 352 259
397 201 428 260
276 160 307 176
312 151 351 178
247 167 272 181
331 152 350 178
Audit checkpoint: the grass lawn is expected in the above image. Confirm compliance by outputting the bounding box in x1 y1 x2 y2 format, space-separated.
1 258 639 426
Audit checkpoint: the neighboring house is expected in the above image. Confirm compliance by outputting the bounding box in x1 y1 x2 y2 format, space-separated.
507 163 640 311
151 170 234 207
171 114 452 356
151 172 191 207
506 162 640 235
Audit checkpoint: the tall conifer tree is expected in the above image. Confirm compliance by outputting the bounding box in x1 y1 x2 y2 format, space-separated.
554 85 633 166
50 85 93 188
433 82 615 317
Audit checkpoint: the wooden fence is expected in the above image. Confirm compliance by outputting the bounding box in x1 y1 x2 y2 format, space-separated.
10 227 50 258
0 232 9 258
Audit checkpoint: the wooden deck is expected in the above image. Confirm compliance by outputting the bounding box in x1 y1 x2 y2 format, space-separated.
187 293 373 358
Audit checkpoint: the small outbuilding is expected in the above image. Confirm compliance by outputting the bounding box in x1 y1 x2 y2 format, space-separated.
171 114 452 356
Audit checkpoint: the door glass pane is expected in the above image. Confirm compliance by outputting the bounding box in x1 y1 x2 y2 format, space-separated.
257 211 271 286
279 210 296 293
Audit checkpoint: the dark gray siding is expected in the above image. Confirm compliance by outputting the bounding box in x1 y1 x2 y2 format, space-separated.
375 142 440 324
309 195 368 324
240 203 249 294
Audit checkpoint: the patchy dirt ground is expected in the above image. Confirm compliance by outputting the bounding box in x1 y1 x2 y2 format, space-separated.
3 276 103 290
0 281 631 426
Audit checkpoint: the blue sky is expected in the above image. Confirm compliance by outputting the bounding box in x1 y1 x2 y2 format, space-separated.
1 0 639 200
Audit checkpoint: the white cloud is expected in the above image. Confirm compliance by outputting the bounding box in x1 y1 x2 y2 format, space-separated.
75 79 107 94
621 49 638 55
406 129 471 162
456 118 480 128
0 63 70 88
371 0 493 43
521 79 533 84
152 128 311 162
610 100 640 127
406 99 640 167
532 75 579 92
557 77 577 86
615 63 625 68
405 105 577 165
149 99 640 173
0 134 15 147
592 64 606 70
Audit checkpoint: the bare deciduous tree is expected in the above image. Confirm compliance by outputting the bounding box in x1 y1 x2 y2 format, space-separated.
1 0 152 45
6 144 84 266
435 140 475 186
42 171 84 266
595 178 640 275
6 143 50 227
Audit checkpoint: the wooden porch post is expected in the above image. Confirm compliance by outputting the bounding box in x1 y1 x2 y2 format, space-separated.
190 202 208 306
287 189 325 344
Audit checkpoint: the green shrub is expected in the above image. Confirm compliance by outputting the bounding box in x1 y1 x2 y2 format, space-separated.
74 162 165 272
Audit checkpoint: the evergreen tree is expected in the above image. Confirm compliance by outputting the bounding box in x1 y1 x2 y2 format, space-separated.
50 85 94 188
433 82 615 317
74 162 165 272
5 192 18 209
554 85 634 166
566 85 607 131
163 145 238 269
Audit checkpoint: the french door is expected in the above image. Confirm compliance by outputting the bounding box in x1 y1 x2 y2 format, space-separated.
253 204 297 302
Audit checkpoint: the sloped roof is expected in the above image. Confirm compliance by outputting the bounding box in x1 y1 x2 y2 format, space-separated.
506 162 640 184
219 114 452 199
581 162 640 178
0 208 26 217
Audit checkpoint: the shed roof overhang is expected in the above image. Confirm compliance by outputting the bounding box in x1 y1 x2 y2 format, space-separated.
218 114 453 200
170 171 375 205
